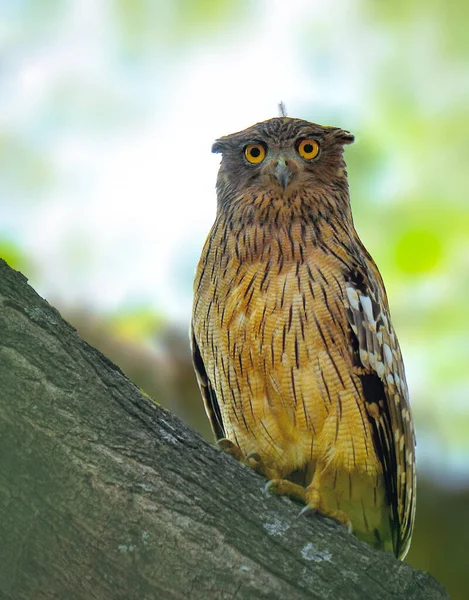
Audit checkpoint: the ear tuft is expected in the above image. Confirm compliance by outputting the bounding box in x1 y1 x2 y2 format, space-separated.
334 129 355 145
212 140 225 154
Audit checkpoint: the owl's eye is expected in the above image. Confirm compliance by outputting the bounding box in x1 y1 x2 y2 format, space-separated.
297 139 320 160
244 144 266 164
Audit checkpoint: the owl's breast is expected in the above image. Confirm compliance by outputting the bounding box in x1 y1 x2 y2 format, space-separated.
194 223 368 476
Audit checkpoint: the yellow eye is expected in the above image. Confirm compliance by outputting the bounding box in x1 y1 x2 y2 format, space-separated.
298 138 320 160
245 144 266 164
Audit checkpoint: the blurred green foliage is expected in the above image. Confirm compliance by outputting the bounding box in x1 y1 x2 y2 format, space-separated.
0 240 32 275
112 0 246 50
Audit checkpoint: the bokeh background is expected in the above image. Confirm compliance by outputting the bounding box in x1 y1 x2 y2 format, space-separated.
2 1 468 597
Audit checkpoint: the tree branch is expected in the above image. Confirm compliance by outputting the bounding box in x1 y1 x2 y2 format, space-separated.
0 259 448 600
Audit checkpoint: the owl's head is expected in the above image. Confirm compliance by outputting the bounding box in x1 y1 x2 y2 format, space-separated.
212 117 354 206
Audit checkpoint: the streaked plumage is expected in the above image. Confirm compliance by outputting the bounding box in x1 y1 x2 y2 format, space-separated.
191 117 416 559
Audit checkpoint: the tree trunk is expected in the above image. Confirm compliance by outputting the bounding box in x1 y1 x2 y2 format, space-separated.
0 259 448 600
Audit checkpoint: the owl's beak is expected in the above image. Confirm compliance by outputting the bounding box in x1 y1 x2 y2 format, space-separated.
274 157 294 190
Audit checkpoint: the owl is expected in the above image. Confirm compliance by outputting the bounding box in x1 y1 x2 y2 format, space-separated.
191 117 416 559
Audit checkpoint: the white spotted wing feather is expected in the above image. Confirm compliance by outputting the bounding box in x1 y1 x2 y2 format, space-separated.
345 273 416 560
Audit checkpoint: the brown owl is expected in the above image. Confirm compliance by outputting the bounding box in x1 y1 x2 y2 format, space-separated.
191 117 416 559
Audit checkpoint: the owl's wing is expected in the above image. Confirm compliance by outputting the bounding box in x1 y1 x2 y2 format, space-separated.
344 264 416 560
190 325 225 440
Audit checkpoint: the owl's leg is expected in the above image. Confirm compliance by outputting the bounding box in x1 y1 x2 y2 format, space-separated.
265 479 307 504
218 439 310 504
302 475 353 533
217 438 264 472
217 438 244 460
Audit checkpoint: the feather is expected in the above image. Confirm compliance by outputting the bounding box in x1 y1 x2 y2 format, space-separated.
345 267 416 559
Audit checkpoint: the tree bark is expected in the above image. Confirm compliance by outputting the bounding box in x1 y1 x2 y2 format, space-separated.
0 259 448 600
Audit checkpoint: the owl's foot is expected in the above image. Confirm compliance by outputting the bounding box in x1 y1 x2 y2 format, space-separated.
299 486 353 533
217 438 243 460
265 479 308 504
217 439 264 472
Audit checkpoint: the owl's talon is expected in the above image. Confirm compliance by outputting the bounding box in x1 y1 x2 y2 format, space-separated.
217 440 265 472
298 503 314 519
243 452 266 474
245 451 262 463
329 511 353 533
298 502 352 532
264 481 274 498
